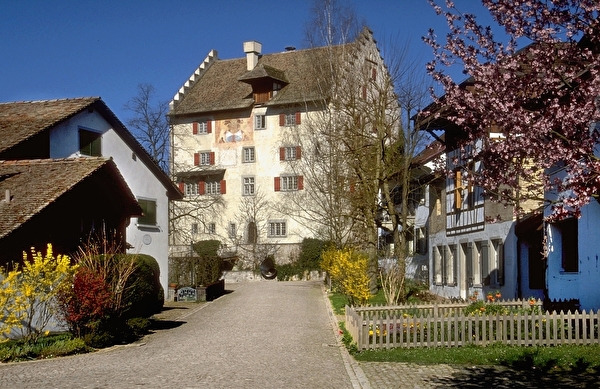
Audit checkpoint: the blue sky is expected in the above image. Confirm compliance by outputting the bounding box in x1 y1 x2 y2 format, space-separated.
0 1 495 122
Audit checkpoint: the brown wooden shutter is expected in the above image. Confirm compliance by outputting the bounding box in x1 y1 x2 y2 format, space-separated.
220 180 227 194
362 85 367 99
207 120 212 133
454 170 463 209
279 113 285 126
296 146 302 160
199 181 206 195
372 68 377 80
209 151 215 165
192 122 198 135
274 177 281 192
194 152 199 166
295 112 301 125
178 182 184 192
279 147 286 161
298 175 304 190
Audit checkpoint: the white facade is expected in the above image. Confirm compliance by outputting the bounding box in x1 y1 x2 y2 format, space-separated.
169 29 388 269
544 163 600 311
171 108 313 265
48 108 177 292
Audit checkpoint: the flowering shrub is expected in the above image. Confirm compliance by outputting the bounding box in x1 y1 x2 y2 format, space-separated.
13 245 77 343
0 268 25 341
57 267 112 338
321 247 370 306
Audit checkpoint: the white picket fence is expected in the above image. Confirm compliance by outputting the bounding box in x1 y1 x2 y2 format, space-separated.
345 300 600 350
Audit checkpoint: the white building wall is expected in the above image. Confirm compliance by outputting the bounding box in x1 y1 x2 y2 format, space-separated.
49 110 171 292
546 200 600 310
171 108 310 264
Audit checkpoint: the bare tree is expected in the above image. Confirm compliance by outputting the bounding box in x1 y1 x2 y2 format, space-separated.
124 84 170 172
285 0 432 299
231 187 280 272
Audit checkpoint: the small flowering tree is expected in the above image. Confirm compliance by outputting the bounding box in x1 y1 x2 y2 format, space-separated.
423 0 600 220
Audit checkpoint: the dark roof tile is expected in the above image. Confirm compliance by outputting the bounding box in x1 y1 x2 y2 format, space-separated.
0 158 139 239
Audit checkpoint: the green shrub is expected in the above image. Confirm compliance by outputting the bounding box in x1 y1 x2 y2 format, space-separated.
125 317 151 340
299 238 330 270
276 262 304 281
192 240 224 285
123 254 164 319
275 238 330 281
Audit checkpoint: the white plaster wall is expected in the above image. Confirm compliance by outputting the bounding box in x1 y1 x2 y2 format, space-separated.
171 108 312 263
49 110 171 292
546 200 600 310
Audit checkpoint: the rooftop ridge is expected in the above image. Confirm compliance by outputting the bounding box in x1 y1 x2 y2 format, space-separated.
0 96 100 106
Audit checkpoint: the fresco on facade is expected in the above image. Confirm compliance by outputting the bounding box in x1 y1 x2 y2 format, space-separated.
217 118 252 144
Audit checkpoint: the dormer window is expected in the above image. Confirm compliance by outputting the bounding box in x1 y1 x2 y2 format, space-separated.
238 64 288 104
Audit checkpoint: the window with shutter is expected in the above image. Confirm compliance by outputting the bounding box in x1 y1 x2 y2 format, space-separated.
193 120 211 134
277 176 301 191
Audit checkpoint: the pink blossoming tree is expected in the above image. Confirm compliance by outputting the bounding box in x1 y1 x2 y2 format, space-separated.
422 0 600 220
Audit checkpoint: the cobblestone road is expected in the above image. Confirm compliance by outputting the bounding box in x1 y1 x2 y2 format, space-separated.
2 281 597 388
0 281 356 389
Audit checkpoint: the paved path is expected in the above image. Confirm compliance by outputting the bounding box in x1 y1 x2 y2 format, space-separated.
0 281 361 389
2 281 595 388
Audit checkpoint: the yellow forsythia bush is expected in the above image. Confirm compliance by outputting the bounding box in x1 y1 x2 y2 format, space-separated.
0 244 77 343
0 268 25 341
17 244 77 342
321 247 370 306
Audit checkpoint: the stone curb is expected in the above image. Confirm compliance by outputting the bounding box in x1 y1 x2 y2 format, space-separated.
322 286 372 389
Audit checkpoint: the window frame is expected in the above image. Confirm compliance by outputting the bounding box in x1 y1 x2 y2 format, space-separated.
137 198 157 227
205 181 221 195
254 114 266 130
268 220 287 237
281 175 298 191
242 147 256 163
284 113 296 126
184 182 199 197
243 176 255 196
79 128 102 157
228 223 237 239
199 151 212 166
206 222 216 235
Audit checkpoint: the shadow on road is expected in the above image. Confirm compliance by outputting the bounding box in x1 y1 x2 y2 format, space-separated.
149 319 185 331
429 364 600 388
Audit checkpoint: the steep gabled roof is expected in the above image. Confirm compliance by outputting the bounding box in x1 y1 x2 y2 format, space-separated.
0 158 141 239
0 97 182 200
0 97 98 154
170 42 357 116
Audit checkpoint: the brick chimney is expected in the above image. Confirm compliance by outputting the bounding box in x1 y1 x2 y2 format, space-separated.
243 41 262 71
